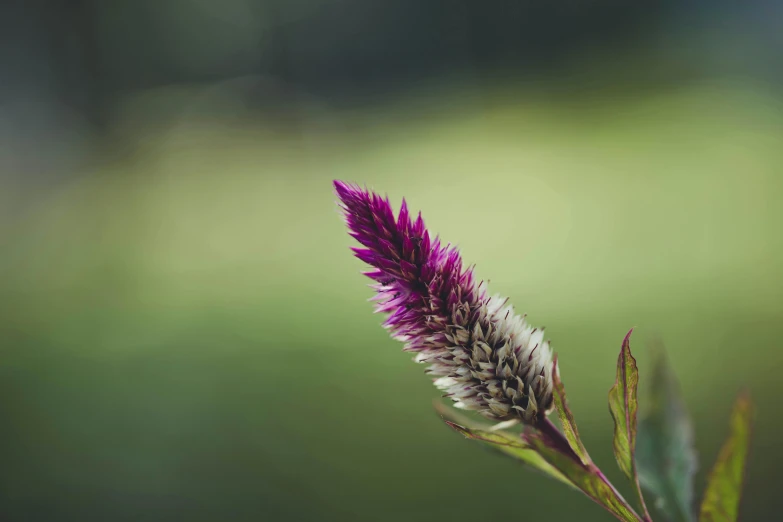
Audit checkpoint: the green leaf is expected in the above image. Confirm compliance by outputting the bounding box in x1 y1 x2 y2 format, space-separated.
526 433 643 522
434 402 574 487
698 392 754 522
608 329 651 520
636 341 697 522
608 329 641 481
552 355 591 465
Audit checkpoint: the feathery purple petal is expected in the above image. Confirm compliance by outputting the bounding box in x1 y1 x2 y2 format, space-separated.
334 180 554 422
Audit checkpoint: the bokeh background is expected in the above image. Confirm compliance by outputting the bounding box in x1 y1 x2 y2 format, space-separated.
1 1 782 521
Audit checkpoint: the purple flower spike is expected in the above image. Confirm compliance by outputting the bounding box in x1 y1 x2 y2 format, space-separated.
334 180 554 422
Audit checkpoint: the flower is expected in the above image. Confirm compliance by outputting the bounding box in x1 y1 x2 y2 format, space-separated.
334 181 554 422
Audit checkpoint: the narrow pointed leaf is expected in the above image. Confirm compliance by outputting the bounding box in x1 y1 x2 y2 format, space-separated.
636 342 698 522
608 329 641 480
552 355 591 465
608 329 651 520
698 392 754 522
434 402 573 487
526 433 643 522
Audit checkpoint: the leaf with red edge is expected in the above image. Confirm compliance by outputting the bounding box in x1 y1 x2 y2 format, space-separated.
434 401 573 487
608 329 651 520
552 355 591 465
608 329 641 480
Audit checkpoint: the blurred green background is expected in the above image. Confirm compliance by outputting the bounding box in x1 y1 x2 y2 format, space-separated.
1 1 782 521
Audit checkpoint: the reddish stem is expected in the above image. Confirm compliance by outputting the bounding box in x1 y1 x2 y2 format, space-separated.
535 417 647 522
537 417 582 463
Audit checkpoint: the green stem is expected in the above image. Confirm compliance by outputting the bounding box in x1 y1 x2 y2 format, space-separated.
631 465 653 522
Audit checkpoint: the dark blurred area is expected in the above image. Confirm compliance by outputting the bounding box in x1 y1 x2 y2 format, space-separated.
3 1 664 120
3 1 782 190
1 2 782 521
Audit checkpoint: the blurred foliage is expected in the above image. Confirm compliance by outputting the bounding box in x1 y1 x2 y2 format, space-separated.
698 393 754 522
637 344 698 522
